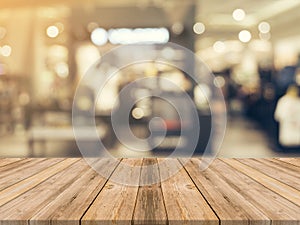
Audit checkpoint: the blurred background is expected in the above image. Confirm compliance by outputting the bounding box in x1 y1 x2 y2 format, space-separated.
0 0 300 157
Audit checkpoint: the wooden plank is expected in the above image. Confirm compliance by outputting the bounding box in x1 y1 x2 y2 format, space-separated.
264 158 300 174
216 159 300 225
0 159 89 225
133 158 167 225
0 158 43 174
238 158 300 192
0 158 300 225
0 158 64 191
82 158 143 225
0 158 79 207
221 158 300 207
258 158 300 172
158 158 219 225
0 158 23 168
180 158 269 225
275 158 300 168
30 158 121 225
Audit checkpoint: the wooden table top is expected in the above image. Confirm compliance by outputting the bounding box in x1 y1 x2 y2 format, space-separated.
0 158 300 225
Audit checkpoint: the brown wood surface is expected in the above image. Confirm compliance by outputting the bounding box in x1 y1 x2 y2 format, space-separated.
219 159 300 225
179 158 269 225
158 158 218 225
0 158 299 224
133 158 167 225
0 158 22 168
30 158 120 225
81 158 142 225
277 158 300 167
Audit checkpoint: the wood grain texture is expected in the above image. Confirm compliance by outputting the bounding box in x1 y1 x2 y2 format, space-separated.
219 159 300 225
0 159 87 225
0 158 22 168
238 158 300 192
0 158 64 191
221 158 300 207
0 158 43 175
81 158 143 225
30 158 120 225
133 158 167 225
180 158 269 225
277 158 300 167
0 158 299 225
268 158 300 176
158 158 219 225
0 158 79 207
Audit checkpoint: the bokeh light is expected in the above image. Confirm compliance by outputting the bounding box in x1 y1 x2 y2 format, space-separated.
55 62 69 78
132 107 144 119
258 21 271 34
0 45 12 57
232 9 246 21
238 30 251 43
46 25 59 38
171 22 184 35
193 22 205 35
91 28 108 46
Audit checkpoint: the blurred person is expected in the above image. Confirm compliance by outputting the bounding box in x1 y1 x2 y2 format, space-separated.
274 85 300 147
276 65 297 97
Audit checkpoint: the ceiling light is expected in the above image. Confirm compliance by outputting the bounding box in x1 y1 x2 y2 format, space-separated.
46 25 59 38
91 28 108 46
132 107 144 119
232 9 246 21
55 62 69 78
193 22 205 35
258 22 271 34
108 28 169 45
0 45 12 57
171 22 184 35
238 30 251 43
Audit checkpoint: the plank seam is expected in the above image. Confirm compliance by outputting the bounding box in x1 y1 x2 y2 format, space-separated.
239 158 300 188
155 158 169 225
221 158 300 208
208 159 272 225
27 160 93 224
0 158 35 174
271 158 300 169
265 158 300 170
131 158 144 225
178 158 221 225
0 158 67 193
236 158 300 193
0 158 64 192
79 158 123 225
0 158 25 169
0 158 79 207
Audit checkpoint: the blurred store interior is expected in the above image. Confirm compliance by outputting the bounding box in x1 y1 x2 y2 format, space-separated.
0 0 300 157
